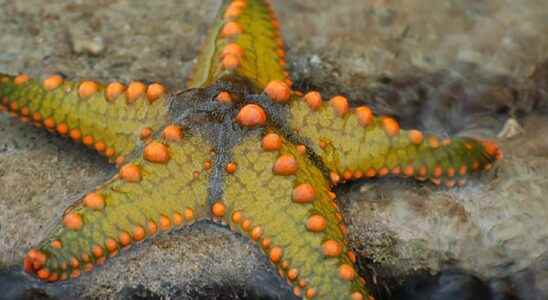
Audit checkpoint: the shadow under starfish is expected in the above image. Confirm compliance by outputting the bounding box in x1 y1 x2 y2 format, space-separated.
0 0 502 299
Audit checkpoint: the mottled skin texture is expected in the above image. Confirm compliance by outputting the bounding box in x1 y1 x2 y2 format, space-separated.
0 1 501 299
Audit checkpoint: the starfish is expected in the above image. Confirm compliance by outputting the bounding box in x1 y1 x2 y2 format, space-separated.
0 1 503 299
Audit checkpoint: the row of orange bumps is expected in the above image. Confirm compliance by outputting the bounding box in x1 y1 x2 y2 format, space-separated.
1 74 168 161
301 91 503 188
9 73 166 104
25 205 197 282
23 125 190 281
217 131 367 300
219 0 291 86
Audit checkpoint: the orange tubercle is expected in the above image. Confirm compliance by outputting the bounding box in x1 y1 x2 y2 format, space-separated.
404 165 414 177
339 264 356 281
159 215 171 231
119 164 142 182
9 101 17 112
224 1 246 19
95 141 107 153
51 240 63 249
83 192 105 210
231 211 242 224
56 123 68 136
105 147 115 158
78 81 99 98
303 91 322 110
305 288 317 298
140 127 153 140
163 124 183 141
241 219 252 231
216 91 232 104
211 202 226 218
459 165 467 176
105 239 118 252
146 83 166 103
69 257 80 269
292 183 316 203
43 117 55 129
236 104 267 127
322 240 342 257
482 140 503 160
351 292 365 300
287 268 299 281
222 54 240 70
251 226 263 240
63 212 83 230
306 214 327 232
148 221 158 235
356 106 373 126
273 154 298 176
269 246 283 263
221 43 244 59
447 167 456 177
408 130 424 145
32 112 42 122
126 81 146 103
144 142 170 163
429 136 440 149
261 133 283 151
382 117 400 136
82 135 94 146
344 170 355 180
105 82 126 102
378 167 389 177
265 80 291 103
133 226 146 241
24 249 47 271
43 75 64 91
226 162 237 174
433 165 443 178
418 165 428 177
37 268 50 280
330 172 341 184
92 245 104 258
330 96 349 116
14 74 30 85
261 238 272 250
173 212 184 226
20 107 30 116
118 232 132 247
221 21 243 37
184 208 194 221
204 159 212 171
347 250 357 263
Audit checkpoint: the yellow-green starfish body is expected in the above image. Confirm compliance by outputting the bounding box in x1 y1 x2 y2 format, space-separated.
0 1 502 299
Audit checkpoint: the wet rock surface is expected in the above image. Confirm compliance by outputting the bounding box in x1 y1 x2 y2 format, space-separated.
1 0 547 299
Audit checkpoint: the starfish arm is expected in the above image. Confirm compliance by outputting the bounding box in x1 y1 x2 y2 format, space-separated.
23 128 213 282
188 0 289 90
220 130 371 300
0 73 170 163
287 94 503 187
